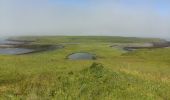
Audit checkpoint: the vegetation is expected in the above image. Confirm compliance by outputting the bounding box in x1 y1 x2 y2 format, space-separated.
0 36 170 100
11 36 163 44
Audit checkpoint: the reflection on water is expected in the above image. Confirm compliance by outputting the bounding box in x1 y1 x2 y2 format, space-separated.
0 37 7 44
165 38 170 41
0 48 34 55
0 38 34 55
68 53 96 60
0 38 24 45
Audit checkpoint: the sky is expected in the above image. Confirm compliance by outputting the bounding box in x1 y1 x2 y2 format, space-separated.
0 0 170 38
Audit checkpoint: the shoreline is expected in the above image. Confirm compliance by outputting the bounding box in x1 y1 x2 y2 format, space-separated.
111 41 170 52
0 39 64 55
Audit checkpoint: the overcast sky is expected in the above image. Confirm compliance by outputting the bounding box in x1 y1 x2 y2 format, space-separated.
0 0 170 38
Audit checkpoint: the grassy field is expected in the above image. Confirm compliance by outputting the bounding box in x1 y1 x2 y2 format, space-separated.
0 36 170 100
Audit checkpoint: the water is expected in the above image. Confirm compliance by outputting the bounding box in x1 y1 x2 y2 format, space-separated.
0 48 34 55
123 47 137 52
0 37 7 44
0 38 34 55
165 38 170 41
0 38 24 45
68 53 96 60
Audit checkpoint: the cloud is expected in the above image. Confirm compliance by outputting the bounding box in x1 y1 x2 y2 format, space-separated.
0 0 170 38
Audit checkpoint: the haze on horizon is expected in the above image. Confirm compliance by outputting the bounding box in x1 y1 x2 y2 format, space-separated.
0 0 170 38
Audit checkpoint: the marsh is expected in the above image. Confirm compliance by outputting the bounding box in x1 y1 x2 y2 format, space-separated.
67 52 96 60
0 38 63 55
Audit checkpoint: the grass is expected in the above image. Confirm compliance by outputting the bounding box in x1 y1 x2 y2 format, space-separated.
12 36 163 44
0 36 170 100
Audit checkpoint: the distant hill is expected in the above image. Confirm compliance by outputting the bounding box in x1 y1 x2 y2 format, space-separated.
9 36 165 44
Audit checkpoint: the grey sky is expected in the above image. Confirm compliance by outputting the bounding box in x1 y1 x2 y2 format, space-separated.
0 0 170 38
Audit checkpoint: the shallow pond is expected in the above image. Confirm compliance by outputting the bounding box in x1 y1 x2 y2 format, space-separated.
0 38 34 55
123 47 137 52
0 38 64 55
68 53 96 60
0 48 34 55
0 38 24 45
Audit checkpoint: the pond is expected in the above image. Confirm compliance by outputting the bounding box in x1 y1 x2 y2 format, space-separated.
0 37 25 45
0 38 34 55
123 47 137 52
0 48 34 55
0 38 62 55
68 53 96 60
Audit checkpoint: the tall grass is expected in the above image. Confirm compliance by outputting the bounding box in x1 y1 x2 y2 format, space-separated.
0 36 169 100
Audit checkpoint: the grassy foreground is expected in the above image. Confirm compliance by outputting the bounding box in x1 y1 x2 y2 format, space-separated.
0 36 170 100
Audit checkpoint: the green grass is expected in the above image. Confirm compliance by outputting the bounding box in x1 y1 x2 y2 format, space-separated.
0 36 170 100
12 36 163 44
